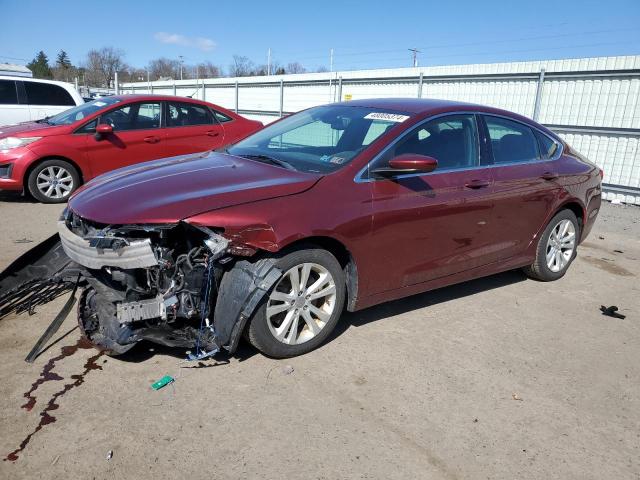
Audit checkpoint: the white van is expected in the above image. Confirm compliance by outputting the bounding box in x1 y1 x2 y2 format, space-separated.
0 76 84 126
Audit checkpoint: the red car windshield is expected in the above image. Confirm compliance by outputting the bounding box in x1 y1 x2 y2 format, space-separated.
44 97 122 126
227 105 412 173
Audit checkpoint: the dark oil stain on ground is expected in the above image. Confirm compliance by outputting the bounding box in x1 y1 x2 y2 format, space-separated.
583 255 635 277
4 337 105 462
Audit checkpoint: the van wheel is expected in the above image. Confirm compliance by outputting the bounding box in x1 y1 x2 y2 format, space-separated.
523 209 580 281
246 247 346 358
27 159 80 203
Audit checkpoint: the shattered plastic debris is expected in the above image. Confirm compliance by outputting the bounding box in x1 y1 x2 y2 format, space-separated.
106 450 113 461
512 393 523 401
600 305 626 319
14 238 33 244
281 365 294 375
151 375 175 390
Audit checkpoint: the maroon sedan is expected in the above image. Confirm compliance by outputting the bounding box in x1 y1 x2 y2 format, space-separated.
0 98 601 360
0 95 262 203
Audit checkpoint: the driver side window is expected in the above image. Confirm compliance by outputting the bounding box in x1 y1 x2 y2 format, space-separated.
374 114 479 172
100 102 161 131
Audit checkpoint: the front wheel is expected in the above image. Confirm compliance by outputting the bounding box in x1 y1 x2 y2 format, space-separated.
27 159 80 203
246 247 346 358
523 209 580 281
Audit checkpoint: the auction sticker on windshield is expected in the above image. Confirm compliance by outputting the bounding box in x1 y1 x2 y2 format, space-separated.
364 112 410 122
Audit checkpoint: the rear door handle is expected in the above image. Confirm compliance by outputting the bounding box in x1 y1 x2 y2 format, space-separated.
464 179 491 189
541 171 559 180
206 130 220 137
144 136 160 144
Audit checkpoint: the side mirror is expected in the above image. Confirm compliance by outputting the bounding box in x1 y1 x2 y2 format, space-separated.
95 123 113 140
372 153 438 177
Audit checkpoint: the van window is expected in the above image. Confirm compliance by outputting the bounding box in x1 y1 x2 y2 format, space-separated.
0 80 18 105
23 82 75 106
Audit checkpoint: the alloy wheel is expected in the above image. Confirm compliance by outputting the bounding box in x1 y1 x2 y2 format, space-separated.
266 262 337 345
36 166 74 200
545 219 576 272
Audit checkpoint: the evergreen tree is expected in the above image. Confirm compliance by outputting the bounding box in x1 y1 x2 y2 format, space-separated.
56 50 72 69
27 51 53 79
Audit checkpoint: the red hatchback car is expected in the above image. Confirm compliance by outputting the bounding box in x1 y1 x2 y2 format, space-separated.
0 98 602 360
0 95 262 202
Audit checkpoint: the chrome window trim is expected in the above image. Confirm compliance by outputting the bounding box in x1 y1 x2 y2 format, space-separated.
354 111 563 184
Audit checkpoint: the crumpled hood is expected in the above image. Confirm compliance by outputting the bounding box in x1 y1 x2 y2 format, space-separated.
69 151 322 224
0 121 68 138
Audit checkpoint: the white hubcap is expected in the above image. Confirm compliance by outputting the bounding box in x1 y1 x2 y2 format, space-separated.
545 219 576 272
36 166 73 199
266 263 337 345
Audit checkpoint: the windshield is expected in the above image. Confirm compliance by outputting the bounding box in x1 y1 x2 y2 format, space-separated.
45 97 122 125
227 105 412 173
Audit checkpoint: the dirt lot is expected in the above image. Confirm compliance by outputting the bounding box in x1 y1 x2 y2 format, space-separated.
0 193 638 480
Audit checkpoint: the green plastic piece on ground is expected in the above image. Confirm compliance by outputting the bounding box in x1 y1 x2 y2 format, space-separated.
151 375 174 390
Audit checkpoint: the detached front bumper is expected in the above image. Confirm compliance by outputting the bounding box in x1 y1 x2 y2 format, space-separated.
57 220 158 270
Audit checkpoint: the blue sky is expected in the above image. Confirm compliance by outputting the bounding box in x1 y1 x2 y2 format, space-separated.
1 0 639 72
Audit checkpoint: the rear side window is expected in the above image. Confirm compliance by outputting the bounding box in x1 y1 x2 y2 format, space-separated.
167 102 214 127
0 80 18 104
485 116 539 164
24 82 75 106
535 130 559 159
211 109 233 123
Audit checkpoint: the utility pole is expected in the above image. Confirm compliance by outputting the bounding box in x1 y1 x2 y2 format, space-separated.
179 55 184 80
267 48 271 76
408 48 420 67
329 48 334 102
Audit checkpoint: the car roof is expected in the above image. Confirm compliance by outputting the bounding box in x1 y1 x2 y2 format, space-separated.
0 75 75 87
109 94 211 104
338 97 550 132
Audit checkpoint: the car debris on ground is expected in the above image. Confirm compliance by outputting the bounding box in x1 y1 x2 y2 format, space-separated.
600 305 626 319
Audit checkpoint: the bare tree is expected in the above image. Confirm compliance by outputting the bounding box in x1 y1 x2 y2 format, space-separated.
286 62 306 74
84 47 126 87
195 61 223 78
315 65 329 73
147 57 180 81
229 55 255 77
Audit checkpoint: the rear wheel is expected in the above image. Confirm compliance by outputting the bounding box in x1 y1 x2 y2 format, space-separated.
246 247 346 358
523 209 579 281
27 159 80 203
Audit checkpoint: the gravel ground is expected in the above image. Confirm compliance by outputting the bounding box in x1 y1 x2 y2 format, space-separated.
0 193 638 480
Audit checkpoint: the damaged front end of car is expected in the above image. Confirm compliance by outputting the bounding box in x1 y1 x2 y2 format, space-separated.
0 208 282 360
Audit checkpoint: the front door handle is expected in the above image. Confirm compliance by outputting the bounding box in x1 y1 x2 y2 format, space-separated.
464 179 491 189
144 136 160 144
541 171 559 180
206 130 220 137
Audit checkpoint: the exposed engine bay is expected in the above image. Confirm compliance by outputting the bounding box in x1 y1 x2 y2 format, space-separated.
0 208 282 361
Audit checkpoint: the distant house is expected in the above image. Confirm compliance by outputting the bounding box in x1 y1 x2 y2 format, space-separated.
0 63 32 78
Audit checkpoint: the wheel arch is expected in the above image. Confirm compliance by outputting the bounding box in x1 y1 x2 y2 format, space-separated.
23 155 84 188
277 235 359 312
554 200 585 238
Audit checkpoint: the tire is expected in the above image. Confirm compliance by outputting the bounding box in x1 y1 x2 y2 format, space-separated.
246 247 346 358
523 209 580 281
27 159 80 203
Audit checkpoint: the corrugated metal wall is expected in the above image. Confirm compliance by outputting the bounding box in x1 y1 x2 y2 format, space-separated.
122 55 640 204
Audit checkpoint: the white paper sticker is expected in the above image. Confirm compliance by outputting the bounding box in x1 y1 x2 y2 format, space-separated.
364 112 410 122
93 101 107 107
